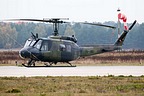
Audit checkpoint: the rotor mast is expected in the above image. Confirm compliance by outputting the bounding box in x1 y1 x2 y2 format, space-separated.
53 19 59 36
48 18 68 36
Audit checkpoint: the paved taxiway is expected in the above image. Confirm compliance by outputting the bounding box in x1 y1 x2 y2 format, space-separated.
0 66 144 77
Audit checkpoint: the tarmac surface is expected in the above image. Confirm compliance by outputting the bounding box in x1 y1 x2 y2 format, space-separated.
0 66 144 77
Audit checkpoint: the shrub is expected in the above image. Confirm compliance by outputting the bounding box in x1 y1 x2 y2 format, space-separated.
6 88 21 93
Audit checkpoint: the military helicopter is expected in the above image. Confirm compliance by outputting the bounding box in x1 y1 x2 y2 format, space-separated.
5 15 136 67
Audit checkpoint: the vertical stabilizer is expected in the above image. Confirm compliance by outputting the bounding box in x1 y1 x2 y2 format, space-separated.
114 20 137 46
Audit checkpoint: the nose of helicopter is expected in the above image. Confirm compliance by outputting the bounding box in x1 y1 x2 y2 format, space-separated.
19 48 31 59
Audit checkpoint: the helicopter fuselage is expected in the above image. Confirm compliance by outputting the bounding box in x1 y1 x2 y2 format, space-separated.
19 36 80 63
19 36 121 64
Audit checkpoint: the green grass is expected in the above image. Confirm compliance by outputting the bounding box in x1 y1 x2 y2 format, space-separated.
0 76 144 96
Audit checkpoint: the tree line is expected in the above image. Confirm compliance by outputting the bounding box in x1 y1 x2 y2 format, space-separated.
0 21 143 49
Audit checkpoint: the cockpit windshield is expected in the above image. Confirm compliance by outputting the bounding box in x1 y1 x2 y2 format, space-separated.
24 38 36 48
24 40 30 47
23 38 44 50
34 40 42 49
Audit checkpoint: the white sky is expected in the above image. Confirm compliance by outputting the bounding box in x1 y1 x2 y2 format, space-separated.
0 0 143 23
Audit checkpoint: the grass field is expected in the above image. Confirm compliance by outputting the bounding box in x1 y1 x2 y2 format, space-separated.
0 51 144 96
0 76 144 96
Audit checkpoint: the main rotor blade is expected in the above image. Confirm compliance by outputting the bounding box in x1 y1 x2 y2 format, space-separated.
4 19 52 22
4 18 69 23
83 22 116 29
3 19 116 29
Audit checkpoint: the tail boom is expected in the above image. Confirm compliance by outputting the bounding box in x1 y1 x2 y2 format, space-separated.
80 45 121 57
80 20 137 57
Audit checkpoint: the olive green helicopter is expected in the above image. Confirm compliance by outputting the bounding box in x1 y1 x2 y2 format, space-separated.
5 15 136 67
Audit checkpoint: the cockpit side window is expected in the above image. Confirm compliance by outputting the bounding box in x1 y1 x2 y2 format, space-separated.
41 40 48 51
30 40 36 47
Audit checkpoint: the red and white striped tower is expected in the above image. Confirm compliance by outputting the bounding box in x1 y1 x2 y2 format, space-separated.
117 8 121 38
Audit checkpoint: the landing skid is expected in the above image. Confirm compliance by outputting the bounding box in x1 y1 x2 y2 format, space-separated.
22 64 76 67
